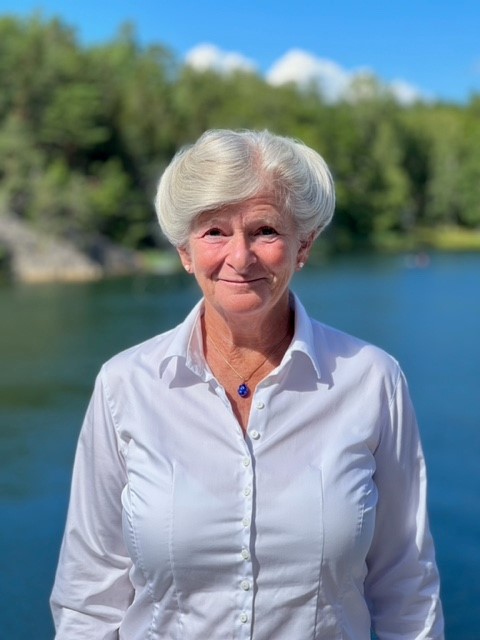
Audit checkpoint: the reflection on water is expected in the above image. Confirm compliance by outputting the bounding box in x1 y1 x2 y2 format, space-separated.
1 254 479 639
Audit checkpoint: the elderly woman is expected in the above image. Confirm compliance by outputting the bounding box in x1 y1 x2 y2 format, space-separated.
51 129 444 639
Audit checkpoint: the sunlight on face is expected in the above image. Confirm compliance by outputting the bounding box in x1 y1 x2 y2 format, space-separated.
178 196 312 323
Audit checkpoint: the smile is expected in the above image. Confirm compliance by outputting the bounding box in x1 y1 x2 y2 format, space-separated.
219 277 265 284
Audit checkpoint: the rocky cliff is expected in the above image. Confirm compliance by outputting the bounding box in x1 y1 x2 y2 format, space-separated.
0 214 141 283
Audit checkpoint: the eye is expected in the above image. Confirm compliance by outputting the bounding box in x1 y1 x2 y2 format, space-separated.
204 227 223 237
257 226 278 236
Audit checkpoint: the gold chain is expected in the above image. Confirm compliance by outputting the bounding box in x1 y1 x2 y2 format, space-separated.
207 329 291 385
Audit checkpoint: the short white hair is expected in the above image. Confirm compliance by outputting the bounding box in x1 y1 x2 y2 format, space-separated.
154 129 335 247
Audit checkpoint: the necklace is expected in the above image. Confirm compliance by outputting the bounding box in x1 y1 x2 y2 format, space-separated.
207 329 291 398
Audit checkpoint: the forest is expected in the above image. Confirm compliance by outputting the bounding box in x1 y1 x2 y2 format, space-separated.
1 14 480 257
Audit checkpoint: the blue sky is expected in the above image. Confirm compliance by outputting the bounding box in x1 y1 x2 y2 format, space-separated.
1 0 479 103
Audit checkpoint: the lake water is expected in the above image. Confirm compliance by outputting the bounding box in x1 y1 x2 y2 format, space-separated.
0 252 479 639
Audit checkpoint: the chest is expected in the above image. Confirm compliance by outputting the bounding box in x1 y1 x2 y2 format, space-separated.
118 379 381 602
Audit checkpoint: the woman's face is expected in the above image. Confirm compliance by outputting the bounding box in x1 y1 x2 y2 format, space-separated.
178 195 313 323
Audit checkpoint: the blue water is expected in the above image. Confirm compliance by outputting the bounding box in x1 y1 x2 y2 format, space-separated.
0 253 479 638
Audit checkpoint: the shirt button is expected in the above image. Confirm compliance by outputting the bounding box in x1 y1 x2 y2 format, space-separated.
250 430 260 440
240 580 250 591
242 457 250 467
240 612 248 623
241 548 250 560
256 401 265 410
242 516 250 527
243 486 251 496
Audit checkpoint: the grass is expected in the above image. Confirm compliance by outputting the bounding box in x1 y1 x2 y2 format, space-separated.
371 226 480 253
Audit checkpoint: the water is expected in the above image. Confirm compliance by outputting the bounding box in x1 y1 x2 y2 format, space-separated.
0 253 479 638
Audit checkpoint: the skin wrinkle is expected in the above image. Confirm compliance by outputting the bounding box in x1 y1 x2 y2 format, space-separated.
176 194 313 430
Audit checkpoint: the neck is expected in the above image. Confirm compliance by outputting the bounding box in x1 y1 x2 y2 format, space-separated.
202 296 293 352
202 300 294 403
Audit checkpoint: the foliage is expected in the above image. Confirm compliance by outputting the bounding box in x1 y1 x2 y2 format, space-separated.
1 14 479 251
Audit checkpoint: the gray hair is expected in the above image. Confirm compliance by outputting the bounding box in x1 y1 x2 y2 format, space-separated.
154 129 335 247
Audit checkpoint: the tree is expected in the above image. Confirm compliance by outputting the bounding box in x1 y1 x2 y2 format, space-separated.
327 92 409 244
1 13 479 253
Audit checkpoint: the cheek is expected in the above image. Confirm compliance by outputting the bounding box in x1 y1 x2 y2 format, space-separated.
191 245 224 273
265 244 298 272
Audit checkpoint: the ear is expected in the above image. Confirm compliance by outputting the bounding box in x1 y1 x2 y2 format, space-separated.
177 246 193 274
296 232 315 270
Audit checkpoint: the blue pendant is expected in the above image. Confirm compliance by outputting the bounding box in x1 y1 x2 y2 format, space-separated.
238 383 249 398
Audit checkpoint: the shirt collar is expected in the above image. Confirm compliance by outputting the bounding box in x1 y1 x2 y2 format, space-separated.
159 297 207 379
159 292 321 381
288 292 322 379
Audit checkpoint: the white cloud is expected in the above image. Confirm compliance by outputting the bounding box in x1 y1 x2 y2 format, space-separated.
388 79 424 105
185 43 256 74
184 44 426 104
266 49 352 102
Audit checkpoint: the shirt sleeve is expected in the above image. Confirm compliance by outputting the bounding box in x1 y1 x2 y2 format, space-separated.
50 368 134 639
365 368 445 640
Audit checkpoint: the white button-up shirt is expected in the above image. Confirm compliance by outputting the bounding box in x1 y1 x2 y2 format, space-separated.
51 294 444 639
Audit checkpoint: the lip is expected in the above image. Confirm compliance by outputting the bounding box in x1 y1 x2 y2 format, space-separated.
218 277 265 285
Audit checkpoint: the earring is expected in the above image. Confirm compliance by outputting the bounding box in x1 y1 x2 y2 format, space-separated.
184 264 191 273
297 261 305 270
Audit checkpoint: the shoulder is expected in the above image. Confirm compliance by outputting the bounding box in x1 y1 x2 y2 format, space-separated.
310 317 402 390
99 299 202 386
106 328 175 370
312 318 399 365
98 322 182 397
292 293 401 384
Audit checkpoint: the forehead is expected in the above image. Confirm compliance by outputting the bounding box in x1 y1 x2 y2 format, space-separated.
195 195 290 226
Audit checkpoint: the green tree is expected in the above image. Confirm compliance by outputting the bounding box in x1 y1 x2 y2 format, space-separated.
327 92 409 245
456 97 480 227
1 13 479 253
423 106 464 225
0 113 45 218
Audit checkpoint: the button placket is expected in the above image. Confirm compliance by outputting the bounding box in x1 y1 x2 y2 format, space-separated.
237 447 254 634
240 451 253 534
248 390 267 442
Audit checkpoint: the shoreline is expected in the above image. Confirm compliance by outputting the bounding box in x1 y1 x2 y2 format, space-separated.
1 215 479 284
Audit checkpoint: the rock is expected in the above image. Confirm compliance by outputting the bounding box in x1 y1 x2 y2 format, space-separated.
67 231 141 277
0 214 140 283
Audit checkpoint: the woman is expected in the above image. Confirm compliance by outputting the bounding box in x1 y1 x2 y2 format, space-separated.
51 129 444 639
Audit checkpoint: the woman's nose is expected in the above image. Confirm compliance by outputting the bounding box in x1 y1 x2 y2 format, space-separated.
227 233 256 271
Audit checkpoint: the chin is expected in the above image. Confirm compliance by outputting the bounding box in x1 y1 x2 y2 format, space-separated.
221 298 268 316
214 290 286 320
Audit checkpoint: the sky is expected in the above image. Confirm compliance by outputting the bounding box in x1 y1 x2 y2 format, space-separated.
1 0 479 104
